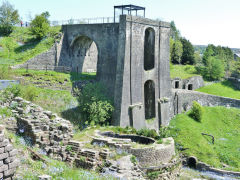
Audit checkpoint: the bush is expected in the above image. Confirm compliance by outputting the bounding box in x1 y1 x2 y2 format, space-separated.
136 128 160 139
189 101 203 122
30 12 50 40
20 85 39 101
200 56 225 80
0 65 13 79
76 83 114 126
2 84 38 101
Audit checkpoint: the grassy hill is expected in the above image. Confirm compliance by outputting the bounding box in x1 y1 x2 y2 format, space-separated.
0 26 60 65
170 64 200 79
170 106 240 172
197 80 240 100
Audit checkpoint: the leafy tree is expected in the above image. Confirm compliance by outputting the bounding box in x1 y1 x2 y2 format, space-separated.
203 44 234 77
170 21 180 40
202 56 225 80
171 39 183 64
0 0 19 35
30 11 50 39
194 51 202 64
180 38 195 65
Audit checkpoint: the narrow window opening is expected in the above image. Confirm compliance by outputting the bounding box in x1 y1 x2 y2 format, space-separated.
144 80 156 120
175 81 179 89
188 84 193 90
144 28 155 70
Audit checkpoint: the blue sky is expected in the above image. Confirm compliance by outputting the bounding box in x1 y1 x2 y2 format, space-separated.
6 0 240 48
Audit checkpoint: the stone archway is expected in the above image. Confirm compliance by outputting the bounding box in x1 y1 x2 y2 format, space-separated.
70 35 98 73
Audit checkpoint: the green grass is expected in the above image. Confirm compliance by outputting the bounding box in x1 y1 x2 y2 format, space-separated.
170 106 240 171
0 26 61 65
170 64 199 79
197 80 240 100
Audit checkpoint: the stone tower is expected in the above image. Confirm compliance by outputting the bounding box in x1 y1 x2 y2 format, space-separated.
114 15 172 130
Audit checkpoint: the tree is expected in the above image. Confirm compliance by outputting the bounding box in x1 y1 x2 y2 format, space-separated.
30 11 50 39
171 39 183 64
194 51 202 64
0 0 19 35
180 38 195 65
170 21 180 40
203 56 225 80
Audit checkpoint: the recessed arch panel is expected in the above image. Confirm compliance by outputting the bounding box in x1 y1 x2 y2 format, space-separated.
144 27 155 71
144 80 156 120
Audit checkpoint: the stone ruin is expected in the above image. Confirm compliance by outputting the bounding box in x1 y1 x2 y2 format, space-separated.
0 125 19 180
1 96 73 161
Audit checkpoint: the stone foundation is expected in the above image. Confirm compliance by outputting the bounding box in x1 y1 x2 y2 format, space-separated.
0 125 19 180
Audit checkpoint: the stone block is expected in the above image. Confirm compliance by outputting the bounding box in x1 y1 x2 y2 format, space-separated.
0 139 9 147
9 149 17 157
0 147 4 154
4 168 16 177
38 174 52 180
0 135 5 142
0 153 9 160
8 160 19 169
0 165 8 173
4 157 15 164
5 144 13 152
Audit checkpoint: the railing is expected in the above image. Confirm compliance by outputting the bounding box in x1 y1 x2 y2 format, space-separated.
50 17 119 26
15 17 120 27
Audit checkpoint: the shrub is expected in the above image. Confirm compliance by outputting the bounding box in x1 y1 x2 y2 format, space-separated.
136 128 160 139
30 12 50 40
130 155 137 164
21 85 39 101
201 56 225 80
76 83 114 126
159 126 171 138
189 101 203 122
0 65 13 79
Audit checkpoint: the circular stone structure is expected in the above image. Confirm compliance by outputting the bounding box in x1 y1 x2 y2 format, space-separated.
93 131 176 168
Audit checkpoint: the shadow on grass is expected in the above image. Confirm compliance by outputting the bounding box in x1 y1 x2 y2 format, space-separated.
70 72 96 82
220 80 239 91
61 107 85 129
14 39 41 54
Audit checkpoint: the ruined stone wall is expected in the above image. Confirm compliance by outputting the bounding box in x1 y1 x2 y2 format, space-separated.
1 96 73 161
171 76 204 90
171 89 240 116
0 125 19 180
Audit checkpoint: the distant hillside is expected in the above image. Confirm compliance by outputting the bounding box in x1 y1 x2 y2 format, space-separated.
194 45 240 55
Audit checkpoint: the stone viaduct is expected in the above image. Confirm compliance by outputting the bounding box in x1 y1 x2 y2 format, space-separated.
18 15 172 131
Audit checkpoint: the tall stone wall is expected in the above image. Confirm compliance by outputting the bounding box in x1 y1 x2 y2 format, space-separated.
171 89 240 116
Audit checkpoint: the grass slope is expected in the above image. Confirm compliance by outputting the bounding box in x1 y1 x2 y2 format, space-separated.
170 106 240 172
170 64 199 79
197 80 240 100
0 26 60 65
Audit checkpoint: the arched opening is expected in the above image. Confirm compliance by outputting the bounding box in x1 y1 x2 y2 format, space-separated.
175 81 179 89
187 157 197 169
144 27 155 71
144 80 156 120
71 36 98 73
188 84 193 90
